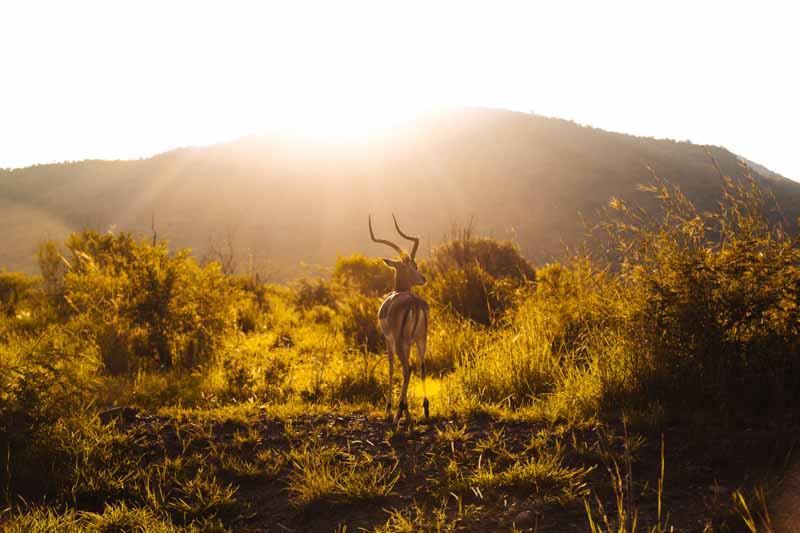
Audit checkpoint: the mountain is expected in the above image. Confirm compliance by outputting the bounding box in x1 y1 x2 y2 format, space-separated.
2 108 799 278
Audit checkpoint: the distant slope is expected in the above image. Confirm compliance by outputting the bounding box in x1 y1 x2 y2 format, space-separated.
2 108 799 277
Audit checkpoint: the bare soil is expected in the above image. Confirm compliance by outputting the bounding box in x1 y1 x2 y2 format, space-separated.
116 410 799 532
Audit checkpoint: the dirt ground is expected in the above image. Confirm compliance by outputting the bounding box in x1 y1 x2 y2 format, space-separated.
107 408 800 532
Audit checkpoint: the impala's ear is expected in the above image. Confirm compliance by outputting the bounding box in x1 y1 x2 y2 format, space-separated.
383 258 401 269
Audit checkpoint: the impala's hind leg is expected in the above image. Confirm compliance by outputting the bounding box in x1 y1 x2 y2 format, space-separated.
385 338 395 421
395 341 412 424
416 336 429 419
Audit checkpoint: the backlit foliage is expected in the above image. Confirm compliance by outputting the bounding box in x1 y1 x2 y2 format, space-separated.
1 174 798 530
422 227 535 325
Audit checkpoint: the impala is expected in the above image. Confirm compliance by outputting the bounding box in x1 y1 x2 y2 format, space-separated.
369 214 430 423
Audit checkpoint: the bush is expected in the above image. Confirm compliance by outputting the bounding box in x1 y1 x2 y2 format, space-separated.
216 350 293 404
534 261 618 361
425 310 484 374
423 262 519 326
422 231 534 325
51 231 239 372
290 278 337 310
601 176 800 415
450 306 566 409
425 226 535 284
325 361 385 405
0 271 39 319
0 325 100 500
234 299 261 334
332 254 393 296
337 293 383 353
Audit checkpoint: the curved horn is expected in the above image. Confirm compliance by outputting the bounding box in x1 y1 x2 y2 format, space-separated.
369 215 404 256
392 214 420 259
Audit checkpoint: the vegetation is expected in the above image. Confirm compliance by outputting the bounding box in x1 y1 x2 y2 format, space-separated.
0 171 798 530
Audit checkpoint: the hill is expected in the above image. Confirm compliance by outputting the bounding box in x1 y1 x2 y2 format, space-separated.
2 108 799 277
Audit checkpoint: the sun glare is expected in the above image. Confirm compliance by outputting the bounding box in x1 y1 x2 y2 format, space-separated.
0 1 797 177
254 101 427 141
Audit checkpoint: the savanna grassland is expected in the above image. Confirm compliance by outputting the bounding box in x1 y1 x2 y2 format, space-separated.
1 174 799 532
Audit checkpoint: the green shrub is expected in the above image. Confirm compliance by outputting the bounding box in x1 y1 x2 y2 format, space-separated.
602 176 800 415
425 226 535 284
0 271 39 319
290 278 337 310
423 262 519 325
0 325 100 500
37 240 69 304
323 351 386 404
305 305 336 324
234 299 261 334
229 274 270 312
534 261 620 361
450 311 559 408
443 258 619 412
337 293 383 353
52 231 239 372
332 253 393 296
422 231 534 325
216 351 292 404
425 310 484 374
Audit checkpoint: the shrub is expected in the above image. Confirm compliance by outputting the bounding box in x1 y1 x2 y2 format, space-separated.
322 351 386 404
423 262 519 326
425 310 484 374
37 240 69 304
445 258 620 412
425 226 535 284
0 325 100 500
290 278 337 310
422 231 534 325
305 305 336 325
229 274 270 312
534 260 620 361
602 175 800 415
216 351 292 404
234 299 261 334
53 231 239 372
332 254 393 296
0 271 39 319
337 293 383 353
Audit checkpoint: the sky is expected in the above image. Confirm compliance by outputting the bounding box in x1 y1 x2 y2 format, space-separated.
1 1 798 180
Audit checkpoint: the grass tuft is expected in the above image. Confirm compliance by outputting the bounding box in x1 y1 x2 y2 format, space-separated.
287 443 399 507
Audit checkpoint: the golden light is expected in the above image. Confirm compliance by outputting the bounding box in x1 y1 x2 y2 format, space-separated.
0 1 797 178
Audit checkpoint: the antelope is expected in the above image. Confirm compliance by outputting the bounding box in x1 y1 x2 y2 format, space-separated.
369 214 430 423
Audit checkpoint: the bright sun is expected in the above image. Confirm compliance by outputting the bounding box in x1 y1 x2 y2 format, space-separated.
1 1 798 179
254 100 427 141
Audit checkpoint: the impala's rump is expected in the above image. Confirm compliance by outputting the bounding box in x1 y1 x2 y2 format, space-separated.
379 291 429 343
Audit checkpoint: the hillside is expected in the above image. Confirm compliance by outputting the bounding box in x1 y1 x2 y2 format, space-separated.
2 108 799 277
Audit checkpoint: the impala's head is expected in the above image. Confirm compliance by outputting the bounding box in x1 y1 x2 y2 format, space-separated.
369 214 426 291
